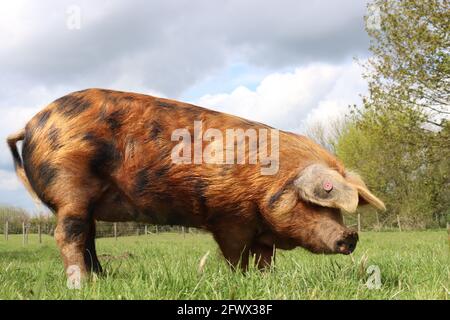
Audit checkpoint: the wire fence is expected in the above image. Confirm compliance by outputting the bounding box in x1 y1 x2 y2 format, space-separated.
95 223 203 238
1 212 447 245
0 220 204 244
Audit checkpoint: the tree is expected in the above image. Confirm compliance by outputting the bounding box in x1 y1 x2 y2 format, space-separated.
364 0 449 129
304 116 349 153
335 111 447 228
332 0 449 229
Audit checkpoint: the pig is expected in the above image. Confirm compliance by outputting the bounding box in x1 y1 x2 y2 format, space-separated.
7 89 385 278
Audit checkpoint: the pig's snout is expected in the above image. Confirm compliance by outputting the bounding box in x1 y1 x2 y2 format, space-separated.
334 230 359 255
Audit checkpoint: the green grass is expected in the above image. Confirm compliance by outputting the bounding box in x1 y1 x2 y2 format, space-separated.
0 231 448 299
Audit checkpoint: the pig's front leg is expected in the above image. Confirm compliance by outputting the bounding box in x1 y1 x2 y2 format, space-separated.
250 242 275 270
211 221 256 271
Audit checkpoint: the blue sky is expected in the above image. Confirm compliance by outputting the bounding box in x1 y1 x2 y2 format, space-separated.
182 63 269 101
0 0 371 213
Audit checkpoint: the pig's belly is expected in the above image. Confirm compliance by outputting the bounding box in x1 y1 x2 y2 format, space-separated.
93 188 204 227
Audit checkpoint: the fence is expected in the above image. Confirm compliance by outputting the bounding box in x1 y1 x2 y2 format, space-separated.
0 221 204 244
343 212 406 232
1 213 417 245
95 223 200 239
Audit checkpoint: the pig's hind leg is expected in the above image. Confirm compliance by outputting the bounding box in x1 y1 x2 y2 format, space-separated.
84 220 102 274
53 176 104 280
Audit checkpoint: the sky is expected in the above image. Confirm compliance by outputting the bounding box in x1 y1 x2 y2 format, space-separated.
0 0 371 212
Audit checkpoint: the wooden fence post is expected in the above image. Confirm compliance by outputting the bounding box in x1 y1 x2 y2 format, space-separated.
114 223 117 240
136 226 140 236
22 222 28 245
447 222 449 242
155 225 159 234
182 226 185 237
397 215 402 232
357 213 361 232
5 221 8 241
38 224 42 244
375 212 380 231
22 222 26 245
145 225 148 235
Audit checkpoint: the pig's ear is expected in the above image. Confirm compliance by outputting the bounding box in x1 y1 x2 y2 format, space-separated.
344 171 386 211
294 164 359 213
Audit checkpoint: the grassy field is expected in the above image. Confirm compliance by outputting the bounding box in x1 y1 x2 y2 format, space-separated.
0 230 448 300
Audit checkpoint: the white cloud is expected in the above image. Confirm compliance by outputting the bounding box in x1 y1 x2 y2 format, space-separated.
0 0 369 98
197 61 367 133
0 169 21 191
300 61 367 130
